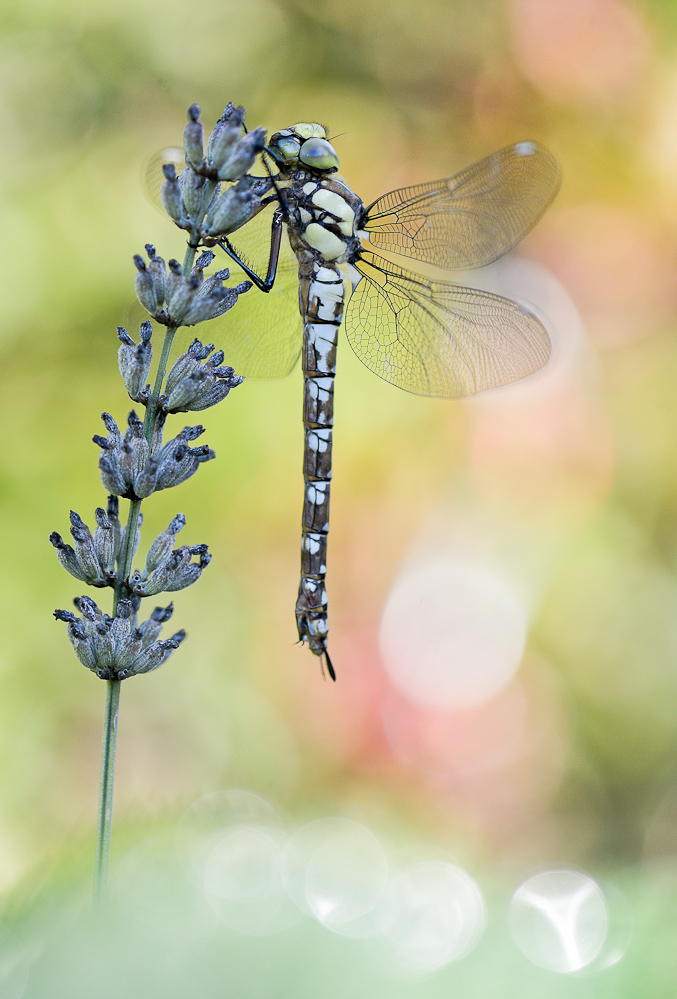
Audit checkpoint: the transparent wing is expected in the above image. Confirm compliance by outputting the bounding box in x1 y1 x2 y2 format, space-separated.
344 250 550 398
144 148 302 379
363 141 561 270
144 146 185 212
210 201 302 379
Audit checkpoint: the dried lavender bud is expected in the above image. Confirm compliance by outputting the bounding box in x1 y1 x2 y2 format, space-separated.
133 244 249 329
55 606 99 673
101 413 122 446
202 175 262 238
92 620 115 675
133 456 158 499
178 165 208 219
165 257 184 299
50 533 91 583
161 163 185 224
183 104 204 171
117 326 134 347
182 278 250 326
182 268 228 314
164 339 205 396
144 514 186 575
217 127 267 182
50 508 115 587
99 454 127 496
138 603 174 647
189 259 206 286
145 246 168 305
184 374 244 412
149 408 166 456
110 600 143 669
127 410 144 436
134 255 163 315
54 608 86 639
117 440 144 490
160 547 211 592
133 544 210 596
155 429 215 491
69 510 108 585
107 495 122 562
117 631 186 680
177 425 205 441
196 250 215 269
92 508 115 575
207 104 244 171
166 269 199 323
117 323 153 402
95 411 158 499
163 340 244 413
163 370 206 412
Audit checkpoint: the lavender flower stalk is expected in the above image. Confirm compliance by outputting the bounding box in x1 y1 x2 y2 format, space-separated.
51 103 266 903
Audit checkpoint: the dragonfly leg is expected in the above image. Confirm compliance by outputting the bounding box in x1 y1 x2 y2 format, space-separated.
218 209 284 292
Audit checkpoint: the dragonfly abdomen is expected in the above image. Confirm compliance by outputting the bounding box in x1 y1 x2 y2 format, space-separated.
295 263 344 679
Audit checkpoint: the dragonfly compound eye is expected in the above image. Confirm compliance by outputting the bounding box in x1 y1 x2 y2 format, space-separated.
299 137 340 172
271 133 301 162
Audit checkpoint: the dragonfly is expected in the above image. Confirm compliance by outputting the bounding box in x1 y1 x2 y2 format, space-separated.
150 123 560 680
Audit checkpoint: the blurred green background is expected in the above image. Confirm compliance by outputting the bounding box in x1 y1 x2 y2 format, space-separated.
3 0 677 992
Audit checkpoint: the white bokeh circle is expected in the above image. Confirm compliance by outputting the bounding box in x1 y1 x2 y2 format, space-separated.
379 558 527 709
376 860 486 973
509 869 608 973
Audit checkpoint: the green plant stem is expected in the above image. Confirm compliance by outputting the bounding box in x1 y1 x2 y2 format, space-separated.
94 677 120 904
94 496 140 904
93 240 199 903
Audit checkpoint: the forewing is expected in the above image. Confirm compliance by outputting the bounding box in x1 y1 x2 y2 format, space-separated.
144 146 185 212
345 250 550 398
363 141 561 270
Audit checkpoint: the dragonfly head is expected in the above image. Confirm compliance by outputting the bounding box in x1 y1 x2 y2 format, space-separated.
267 123 340 174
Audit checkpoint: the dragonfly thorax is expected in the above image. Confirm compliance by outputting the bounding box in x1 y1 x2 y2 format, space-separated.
285 175 364 265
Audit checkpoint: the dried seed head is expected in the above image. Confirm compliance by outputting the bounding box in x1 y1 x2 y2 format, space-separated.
55 599 185 680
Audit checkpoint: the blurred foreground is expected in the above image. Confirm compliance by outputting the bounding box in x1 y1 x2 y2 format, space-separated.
5 789 676 997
